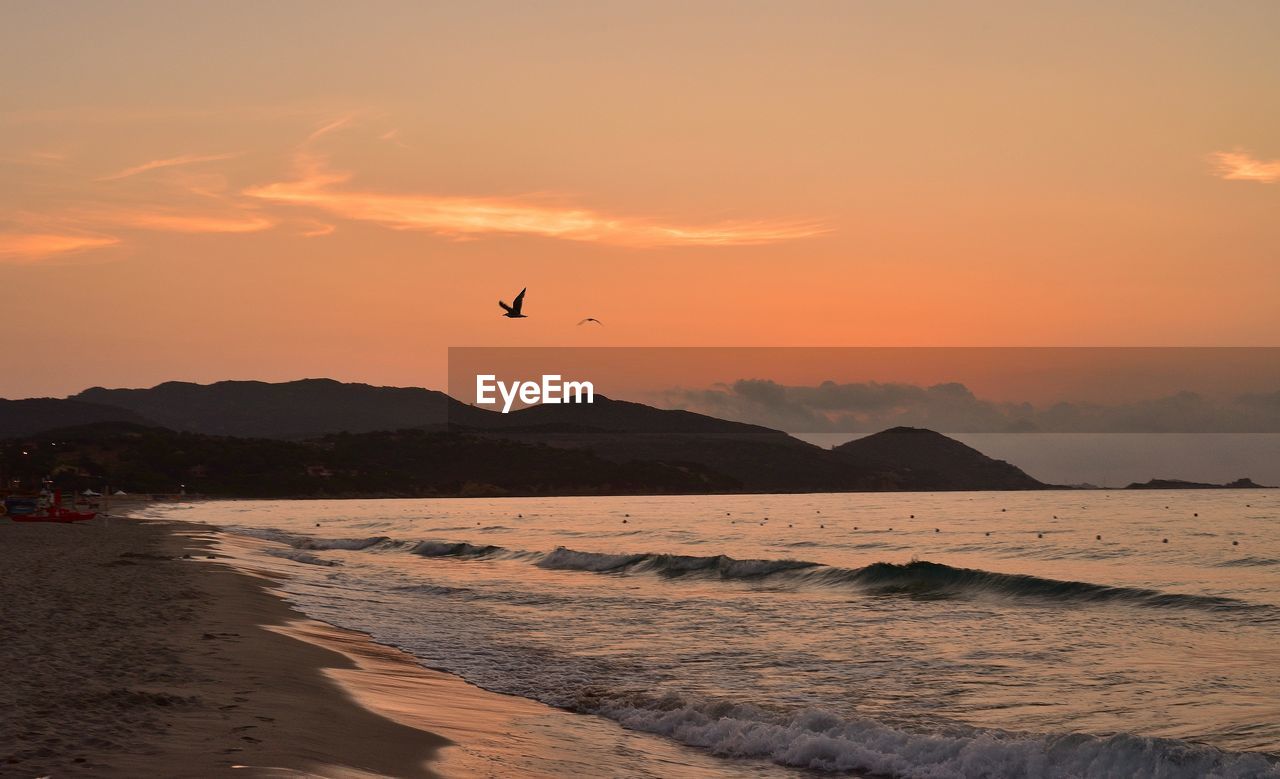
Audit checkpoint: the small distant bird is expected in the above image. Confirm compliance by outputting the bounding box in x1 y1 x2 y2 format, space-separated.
499 288 527 318
578 317 603 326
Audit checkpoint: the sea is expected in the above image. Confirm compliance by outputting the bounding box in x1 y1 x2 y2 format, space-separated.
145 490 1280 778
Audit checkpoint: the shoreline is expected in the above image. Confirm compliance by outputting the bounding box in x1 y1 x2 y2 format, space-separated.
3 511 779 778
212 528 790 779
1 514 446 778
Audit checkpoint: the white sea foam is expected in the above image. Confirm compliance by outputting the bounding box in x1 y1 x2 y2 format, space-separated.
593 697 1280 779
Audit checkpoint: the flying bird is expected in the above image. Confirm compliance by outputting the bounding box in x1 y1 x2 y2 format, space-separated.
577 317 603 326
499 288 527 318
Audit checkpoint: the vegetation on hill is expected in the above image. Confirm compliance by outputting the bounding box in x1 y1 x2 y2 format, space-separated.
0 423 737 499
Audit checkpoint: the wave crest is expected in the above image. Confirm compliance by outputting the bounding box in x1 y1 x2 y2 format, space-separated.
234 528 1267 616
410 540 505 558
833 560 1248 611
589 692 1279 778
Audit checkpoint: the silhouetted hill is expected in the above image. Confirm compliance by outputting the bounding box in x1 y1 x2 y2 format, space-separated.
833 427 1047 490
0 398 153 438
5 380 1059 494
1125 477 1272 489
74 379 490 439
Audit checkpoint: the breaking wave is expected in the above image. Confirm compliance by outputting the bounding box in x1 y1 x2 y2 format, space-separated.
583 692 1279 779
829 560 1252 611
410 540 506 558
537 547 817 579
264 549 342 567
238 526 1269 617
529 549 1263 613
230 527 389 551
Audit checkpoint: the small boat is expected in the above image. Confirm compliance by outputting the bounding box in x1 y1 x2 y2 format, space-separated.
7 490 96 523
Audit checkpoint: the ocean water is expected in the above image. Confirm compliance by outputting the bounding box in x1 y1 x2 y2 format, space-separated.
148 491 1280 778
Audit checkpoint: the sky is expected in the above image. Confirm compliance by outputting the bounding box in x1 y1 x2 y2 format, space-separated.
2 1 1278 400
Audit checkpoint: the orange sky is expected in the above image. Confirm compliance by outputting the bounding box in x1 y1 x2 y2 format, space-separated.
2 1 1278 399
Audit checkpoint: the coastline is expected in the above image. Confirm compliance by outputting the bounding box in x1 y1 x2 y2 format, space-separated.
3 510 776 778
18 496 1272 778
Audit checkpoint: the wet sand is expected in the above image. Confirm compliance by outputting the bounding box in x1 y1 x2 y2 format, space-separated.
0 515 444 778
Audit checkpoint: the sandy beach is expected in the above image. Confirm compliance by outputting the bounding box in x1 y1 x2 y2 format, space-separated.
0 514 449 778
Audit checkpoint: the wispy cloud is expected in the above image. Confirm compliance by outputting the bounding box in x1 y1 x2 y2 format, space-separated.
0 206 271 263
306 115 355 142
298 219 336 237
244 153 827 247
1208 149 1280 184
97 152 242 182
0 149 71 168
0 232 120 262
378 128 413 150
9 117 827 263
75 207 275 234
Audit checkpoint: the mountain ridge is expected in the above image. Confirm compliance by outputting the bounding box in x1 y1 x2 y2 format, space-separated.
3 378 1054 495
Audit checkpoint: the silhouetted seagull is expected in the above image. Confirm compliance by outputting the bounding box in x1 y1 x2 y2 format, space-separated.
578 317 603 326
499 288 527 318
